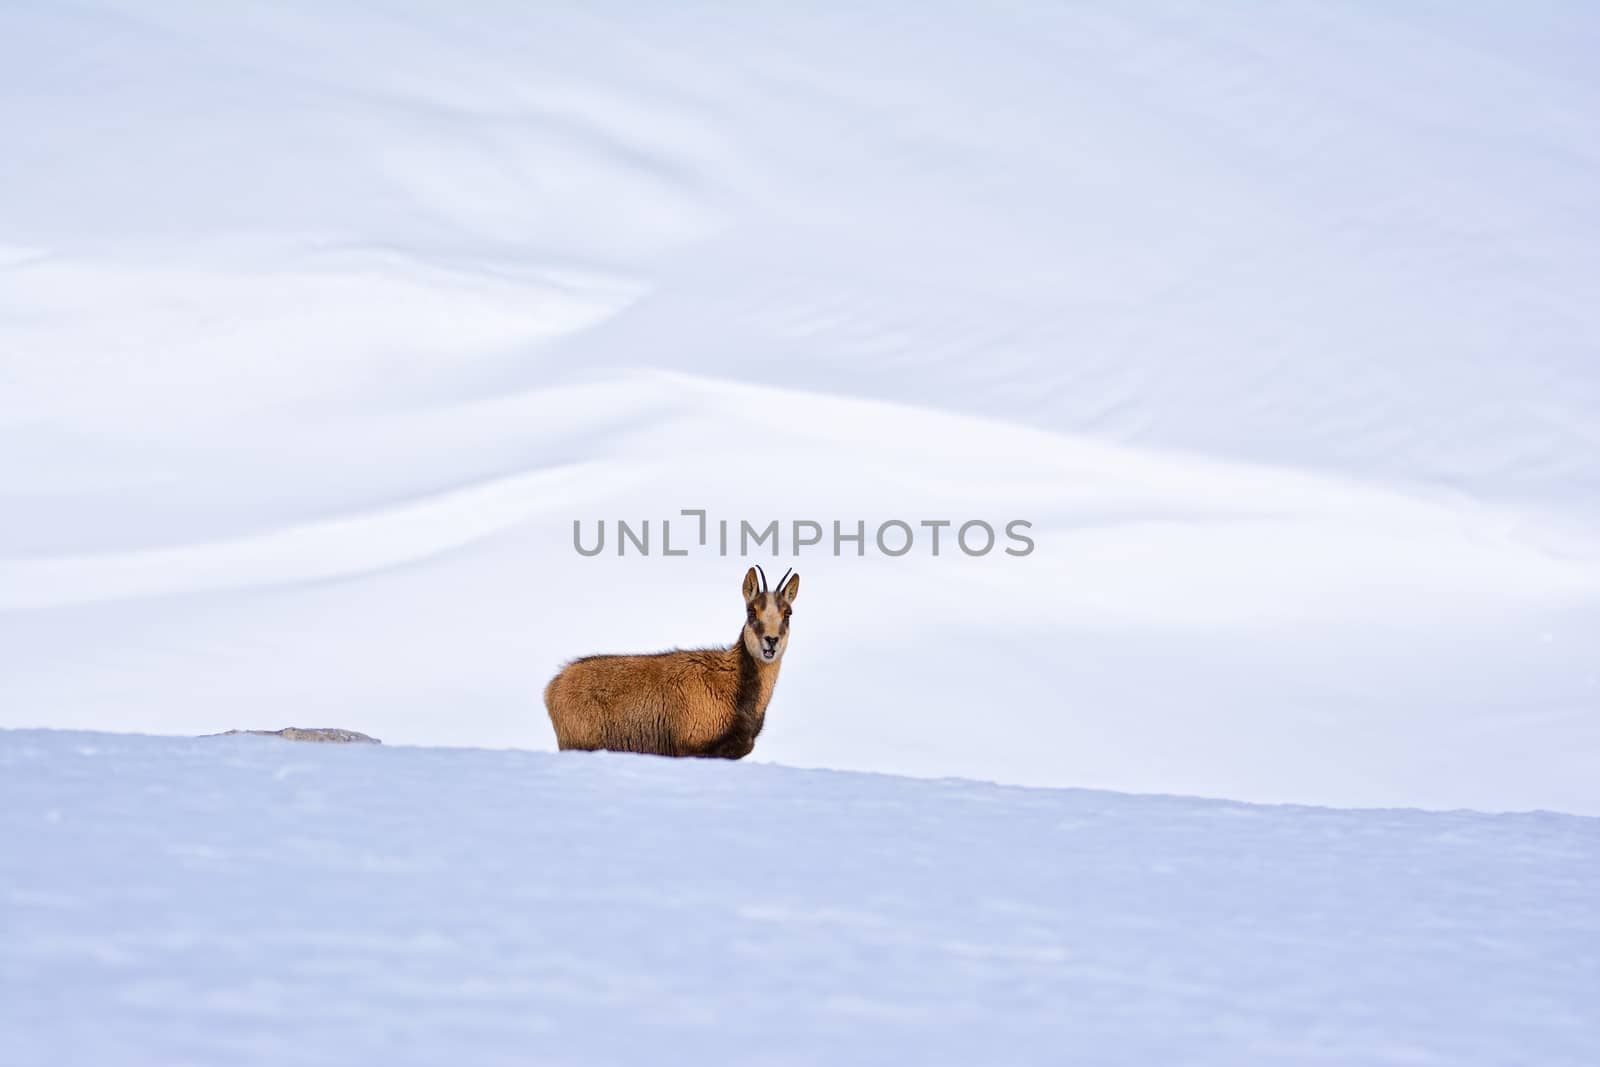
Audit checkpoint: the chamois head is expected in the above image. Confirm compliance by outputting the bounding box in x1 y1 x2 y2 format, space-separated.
741 565 799 664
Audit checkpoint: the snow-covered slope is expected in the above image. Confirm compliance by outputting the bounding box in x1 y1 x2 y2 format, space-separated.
3 730 1597 1066
2 4 1598 812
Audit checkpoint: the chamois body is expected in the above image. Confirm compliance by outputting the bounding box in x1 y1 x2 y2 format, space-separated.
545 567 799 759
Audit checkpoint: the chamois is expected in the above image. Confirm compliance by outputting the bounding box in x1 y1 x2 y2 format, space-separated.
545 566 800 759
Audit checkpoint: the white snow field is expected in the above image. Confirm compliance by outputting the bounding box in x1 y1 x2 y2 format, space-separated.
3 729 1598 1067
3 3 1600 817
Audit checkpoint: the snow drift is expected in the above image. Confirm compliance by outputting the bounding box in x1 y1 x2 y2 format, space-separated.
3 730 1597 1066
2 4 1599 812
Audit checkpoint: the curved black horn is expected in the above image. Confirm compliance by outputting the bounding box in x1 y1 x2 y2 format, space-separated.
777 567 793 594
755 564 768 592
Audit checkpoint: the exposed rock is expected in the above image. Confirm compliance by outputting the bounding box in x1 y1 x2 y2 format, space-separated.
207 728 381 744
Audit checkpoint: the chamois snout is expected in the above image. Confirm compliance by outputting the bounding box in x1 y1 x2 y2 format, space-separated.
742 565 799 664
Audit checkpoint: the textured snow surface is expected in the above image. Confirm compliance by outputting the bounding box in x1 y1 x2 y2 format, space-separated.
2 730 1598 1066
3 3 1600 814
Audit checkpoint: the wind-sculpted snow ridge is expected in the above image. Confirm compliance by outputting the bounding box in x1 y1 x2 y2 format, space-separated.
2 730 1597 1066
2 4 1599 813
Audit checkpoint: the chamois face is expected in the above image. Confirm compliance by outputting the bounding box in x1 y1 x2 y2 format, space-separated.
741 566 799 664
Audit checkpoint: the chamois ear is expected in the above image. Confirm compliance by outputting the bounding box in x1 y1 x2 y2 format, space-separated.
742 567 761 603
780 572 799 605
